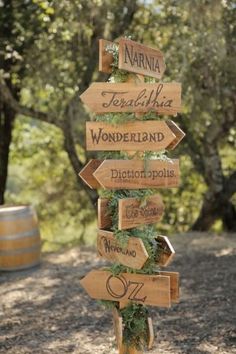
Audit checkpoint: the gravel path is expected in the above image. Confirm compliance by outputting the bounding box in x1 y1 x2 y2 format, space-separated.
0 232 235 354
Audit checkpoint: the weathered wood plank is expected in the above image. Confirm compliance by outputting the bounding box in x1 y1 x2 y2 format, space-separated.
119 37 165 79
93 159 180 189
97 198 112 229
158 271 179 303
99 39 114 73
112 307 123 351
80 82 181 115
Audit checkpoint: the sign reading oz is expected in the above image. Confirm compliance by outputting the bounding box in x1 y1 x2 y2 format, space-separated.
80 269 171 308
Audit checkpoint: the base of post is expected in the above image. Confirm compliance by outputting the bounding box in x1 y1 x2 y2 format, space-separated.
119 344 143 354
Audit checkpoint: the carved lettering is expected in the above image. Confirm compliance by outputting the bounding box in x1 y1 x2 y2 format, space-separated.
124 43 160 73
101 85 173 110
106 274 146 302
111 168 175 180
90 128 164 145
102 236 136 258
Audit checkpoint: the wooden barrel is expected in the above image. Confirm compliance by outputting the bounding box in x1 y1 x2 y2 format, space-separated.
0 205 41 271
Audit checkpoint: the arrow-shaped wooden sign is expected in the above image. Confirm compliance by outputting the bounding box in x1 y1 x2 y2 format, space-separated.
86 121 181 152
93 159 180 189
99 38 166 79
80 269 171 308
118 38 166 79
80 83 181 115
78 159 103 189
97 230 149 269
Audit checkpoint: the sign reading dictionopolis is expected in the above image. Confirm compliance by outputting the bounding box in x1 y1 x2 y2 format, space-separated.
93 159 180 189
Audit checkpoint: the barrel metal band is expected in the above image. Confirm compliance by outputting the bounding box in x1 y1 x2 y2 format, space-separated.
0 228 39 240
0 244 41 255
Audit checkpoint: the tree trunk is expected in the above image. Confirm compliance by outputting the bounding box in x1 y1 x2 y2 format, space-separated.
191 191 236 231
62 114 98 207
0 96 16 204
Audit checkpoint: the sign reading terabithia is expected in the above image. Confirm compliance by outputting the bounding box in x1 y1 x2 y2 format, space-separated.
80 83 181 115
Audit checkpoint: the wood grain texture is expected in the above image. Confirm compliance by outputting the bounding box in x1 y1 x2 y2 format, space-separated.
97 230 149 269
97 198 112 229
156 235 175 267
93 159 180 189
118 194 164 230
99 39 114 73
78 159 103 189
159 271 179 304
147 317 154 349
86 121 176 151
80 269 171 308
166 120 185 150
112 307 123 351
119 346 142 354
119 37 166 79
80 82 181 115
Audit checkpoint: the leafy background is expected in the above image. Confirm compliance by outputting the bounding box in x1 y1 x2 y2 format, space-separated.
0 0 235 251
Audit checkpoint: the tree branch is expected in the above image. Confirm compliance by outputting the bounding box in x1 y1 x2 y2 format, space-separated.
0 80 62 128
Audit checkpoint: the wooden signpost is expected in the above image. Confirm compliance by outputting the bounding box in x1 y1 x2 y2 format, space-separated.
79 37 183 354
97 230 175 269
86 121 185 151
80 82 182 115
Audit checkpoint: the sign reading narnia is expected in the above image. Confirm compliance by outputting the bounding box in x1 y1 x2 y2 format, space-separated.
93 159 180 189
80 82 181 115
118 38 166 79
86 121 182 151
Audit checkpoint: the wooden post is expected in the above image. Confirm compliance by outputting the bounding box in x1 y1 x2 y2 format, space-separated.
79 37 183 354
119 345 142 354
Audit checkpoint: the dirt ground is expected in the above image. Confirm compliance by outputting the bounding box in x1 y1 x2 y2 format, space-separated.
0 232 235 354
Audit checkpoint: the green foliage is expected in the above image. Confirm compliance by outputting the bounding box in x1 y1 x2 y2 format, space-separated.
7 116 95 250
121 303 149 351
2 0 236 251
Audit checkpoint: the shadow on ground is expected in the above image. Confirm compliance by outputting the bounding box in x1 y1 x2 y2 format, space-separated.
0 232 235 354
